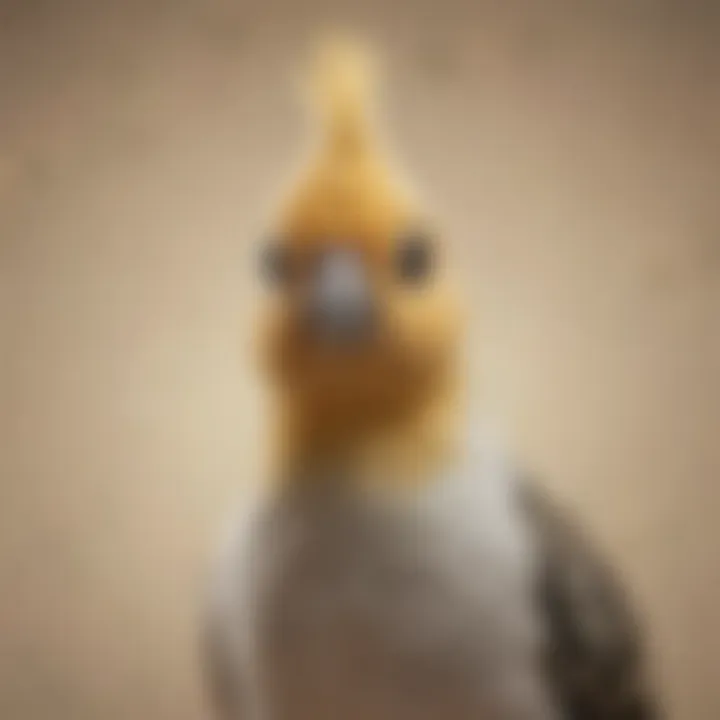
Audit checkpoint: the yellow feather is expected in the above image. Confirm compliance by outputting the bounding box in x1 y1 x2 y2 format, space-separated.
306 33 380 157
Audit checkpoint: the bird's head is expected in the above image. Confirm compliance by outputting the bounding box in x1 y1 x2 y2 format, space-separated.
255 37 464 468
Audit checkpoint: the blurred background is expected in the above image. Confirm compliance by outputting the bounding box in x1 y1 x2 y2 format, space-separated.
1 0 719 718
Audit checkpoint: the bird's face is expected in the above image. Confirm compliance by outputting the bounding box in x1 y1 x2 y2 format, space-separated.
255 162 462 416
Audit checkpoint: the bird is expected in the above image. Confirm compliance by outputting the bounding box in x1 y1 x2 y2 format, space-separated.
201 35 658 720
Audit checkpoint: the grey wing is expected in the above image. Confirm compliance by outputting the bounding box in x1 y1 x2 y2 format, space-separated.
517 477 659 720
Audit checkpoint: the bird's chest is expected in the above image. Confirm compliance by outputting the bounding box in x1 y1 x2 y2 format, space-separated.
242 473 539 720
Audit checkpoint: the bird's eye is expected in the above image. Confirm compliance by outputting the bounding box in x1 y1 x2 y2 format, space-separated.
259 241 292 286
395 233 434 283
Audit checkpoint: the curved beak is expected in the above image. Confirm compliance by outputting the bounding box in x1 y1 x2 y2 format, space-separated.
303 249 376 347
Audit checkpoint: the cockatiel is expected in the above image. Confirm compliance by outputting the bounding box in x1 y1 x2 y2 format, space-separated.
203 38 657 720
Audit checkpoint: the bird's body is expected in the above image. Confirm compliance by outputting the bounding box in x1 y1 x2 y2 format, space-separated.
205 424 558 720
202 36 657 720
205 443 656 720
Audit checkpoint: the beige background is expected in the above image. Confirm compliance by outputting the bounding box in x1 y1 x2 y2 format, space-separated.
1 1 719 718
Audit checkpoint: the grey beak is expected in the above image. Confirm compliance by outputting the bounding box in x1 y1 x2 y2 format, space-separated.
304 249 376 346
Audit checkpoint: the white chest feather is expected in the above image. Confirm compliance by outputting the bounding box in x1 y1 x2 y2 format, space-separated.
208 435 556 720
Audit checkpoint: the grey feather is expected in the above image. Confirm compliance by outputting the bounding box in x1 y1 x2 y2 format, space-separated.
517 480 658 719
203 434 560 720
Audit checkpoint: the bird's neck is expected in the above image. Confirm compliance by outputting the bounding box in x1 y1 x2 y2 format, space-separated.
272 368 466 490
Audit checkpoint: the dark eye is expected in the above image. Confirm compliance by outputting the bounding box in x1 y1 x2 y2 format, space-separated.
259 241 292 286
395 233 434 282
